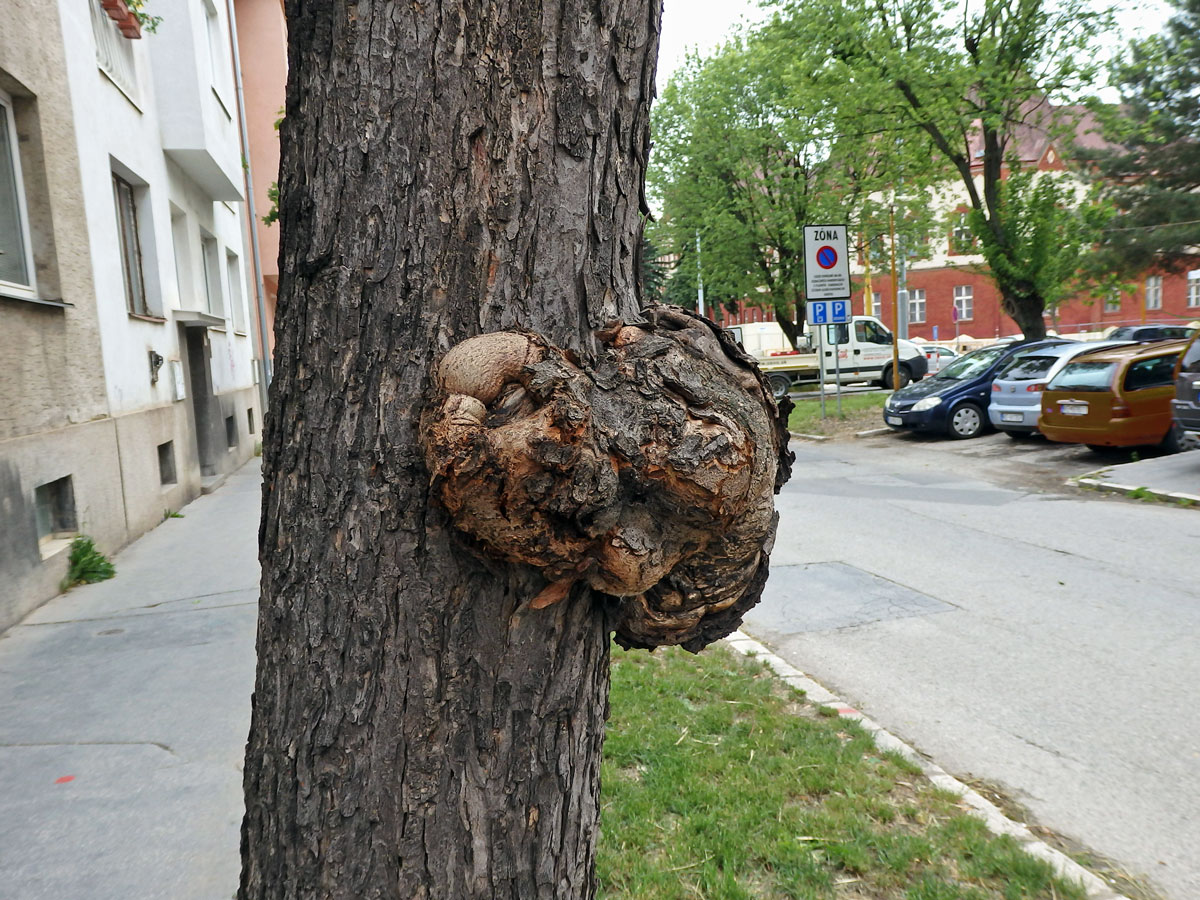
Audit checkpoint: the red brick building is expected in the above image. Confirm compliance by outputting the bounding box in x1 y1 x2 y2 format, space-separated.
713 102 1200 342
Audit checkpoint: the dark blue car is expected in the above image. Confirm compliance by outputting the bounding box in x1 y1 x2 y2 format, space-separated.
883 339 1074 439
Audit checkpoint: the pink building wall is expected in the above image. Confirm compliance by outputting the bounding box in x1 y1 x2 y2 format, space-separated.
233 0 286 355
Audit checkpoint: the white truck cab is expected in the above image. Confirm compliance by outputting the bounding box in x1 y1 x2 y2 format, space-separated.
727 316 928 397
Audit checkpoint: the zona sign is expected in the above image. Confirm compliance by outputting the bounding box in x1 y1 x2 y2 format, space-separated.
802 224 851 300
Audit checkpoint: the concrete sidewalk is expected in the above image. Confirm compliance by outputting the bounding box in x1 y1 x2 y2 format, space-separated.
1076 448 1200 504
0 461 261 900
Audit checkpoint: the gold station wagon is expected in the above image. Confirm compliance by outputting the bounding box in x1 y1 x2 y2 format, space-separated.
1040 340 1190 452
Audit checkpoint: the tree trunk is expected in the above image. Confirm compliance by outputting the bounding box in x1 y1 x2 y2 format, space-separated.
239 2 662 898
999 284 1048 340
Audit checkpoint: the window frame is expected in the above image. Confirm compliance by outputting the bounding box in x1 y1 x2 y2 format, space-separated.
1145 275 1163 311
953 284 974 321
0 89 38 300
870 290 881 317
226 249 246 333
949 212 974 255
908 288 926 325
112 172 150 316
200 232 224 318
1187 270 1200 309
1104 291 1121 313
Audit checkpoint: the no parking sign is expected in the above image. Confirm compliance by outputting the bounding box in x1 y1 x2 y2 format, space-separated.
803 225 851 300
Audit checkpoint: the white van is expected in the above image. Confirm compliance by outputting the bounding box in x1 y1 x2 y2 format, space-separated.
727 317 929 397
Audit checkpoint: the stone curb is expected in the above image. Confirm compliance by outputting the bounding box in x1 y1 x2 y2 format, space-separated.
788 431 830 443
1073 476 1200 506
723 630 1131 900
854 427 893 438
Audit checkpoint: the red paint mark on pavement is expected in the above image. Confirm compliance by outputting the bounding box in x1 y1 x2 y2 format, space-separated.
837 707 859 716
54 776 75 784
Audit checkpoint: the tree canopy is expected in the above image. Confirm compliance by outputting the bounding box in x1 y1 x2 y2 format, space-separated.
649 28 942 347
775 0 1117 339
1082 0 1200 278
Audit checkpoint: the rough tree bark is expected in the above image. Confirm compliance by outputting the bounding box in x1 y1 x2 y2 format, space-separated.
239 3 790 899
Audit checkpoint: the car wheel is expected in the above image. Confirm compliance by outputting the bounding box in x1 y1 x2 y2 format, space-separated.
767 374 792 400
883 365 911 390
1161 422 1186 454
947 402 984 439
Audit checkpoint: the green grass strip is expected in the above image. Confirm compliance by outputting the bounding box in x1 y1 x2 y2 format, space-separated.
598 645 1086 900
788 392 889 434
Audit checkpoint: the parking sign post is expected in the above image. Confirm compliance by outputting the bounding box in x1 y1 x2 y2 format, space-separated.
804 225 852 419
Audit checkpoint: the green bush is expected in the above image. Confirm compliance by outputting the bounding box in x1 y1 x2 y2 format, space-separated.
61 536 116 591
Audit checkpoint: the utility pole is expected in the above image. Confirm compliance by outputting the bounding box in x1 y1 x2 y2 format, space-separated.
889 206 900 391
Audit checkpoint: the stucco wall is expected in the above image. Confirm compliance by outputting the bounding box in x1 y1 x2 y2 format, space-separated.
0 419 127 631
0 1 109 442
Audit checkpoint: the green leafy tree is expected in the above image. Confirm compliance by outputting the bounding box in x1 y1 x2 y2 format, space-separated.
783 0 1116 339
650 31 941 348
971 164 1116 329
1082 0 1200 278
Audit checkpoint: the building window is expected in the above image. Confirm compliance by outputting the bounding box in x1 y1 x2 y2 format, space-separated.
0 90 36 298
203 0 233 108
226 250 246 333
1104 291 1121 313
113 174 149 316
157 441 177 485
950 212 974 254
908 289 926 324
34 476 77 549
90 0 138 102
200 233 224 317
1188 271 1200 308
1145 275 1163 311
953 285 973 321
225 414 238 448
871 291 881 317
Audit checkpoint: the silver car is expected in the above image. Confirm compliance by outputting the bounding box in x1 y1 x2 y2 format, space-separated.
988 340 1130 436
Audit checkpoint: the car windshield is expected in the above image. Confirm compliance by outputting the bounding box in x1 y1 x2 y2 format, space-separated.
1048 361 1117 392
934 346 1005 381
998 355 1056 381
1182 337 1200 375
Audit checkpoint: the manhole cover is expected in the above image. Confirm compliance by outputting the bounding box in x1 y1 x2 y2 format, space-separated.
746 562 954 634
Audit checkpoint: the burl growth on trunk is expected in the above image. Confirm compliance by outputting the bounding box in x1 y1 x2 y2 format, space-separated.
422 307 793 651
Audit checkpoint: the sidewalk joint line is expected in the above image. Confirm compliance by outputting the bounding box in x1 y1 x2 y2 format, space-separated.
22 600 258 627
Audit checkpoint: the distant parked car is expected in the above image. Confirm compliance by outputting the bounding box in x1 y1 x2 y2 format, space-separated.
988 340 1131 437
1040 340 1191 452
922 345 958 375
884 339 1074 439
1107 324 1197 342
1171 330 1200 444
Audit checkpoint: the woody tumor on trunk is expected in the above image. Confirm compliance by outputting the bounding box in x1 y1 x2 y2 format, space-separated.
422 305 794 652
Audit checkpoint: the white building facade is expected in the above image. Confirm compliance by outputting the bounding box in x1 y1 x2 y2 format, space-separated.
0 0 263 630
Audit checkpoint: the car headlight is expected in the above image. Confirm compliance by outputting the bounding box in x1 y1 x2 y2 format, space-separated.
912 396 943 412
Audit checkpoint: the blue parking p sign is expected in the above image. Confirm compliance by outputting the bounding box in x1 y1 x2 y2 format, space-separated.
806 300 850 326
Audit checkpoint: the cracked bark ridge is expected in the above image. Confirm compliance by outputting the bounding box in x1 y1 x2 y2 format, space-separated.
423 306 794 652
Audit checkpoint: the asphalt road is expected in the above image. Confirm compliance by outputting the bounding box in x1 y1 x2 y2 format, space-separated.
746 431 1200 900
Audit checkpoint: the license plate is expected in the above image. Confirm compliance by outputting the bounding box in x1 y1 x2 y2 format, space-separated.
1001 413 1023 423
1061 403 1088 416
886 416 903 426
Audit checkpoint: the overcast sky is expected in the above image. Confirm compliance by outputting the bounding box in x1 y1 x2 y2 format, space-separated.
655 0 1174 96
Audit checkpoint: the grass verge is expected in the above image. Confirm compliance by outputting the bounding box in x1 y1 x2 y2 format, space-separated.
598 644 1087 900
788 392 889 436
